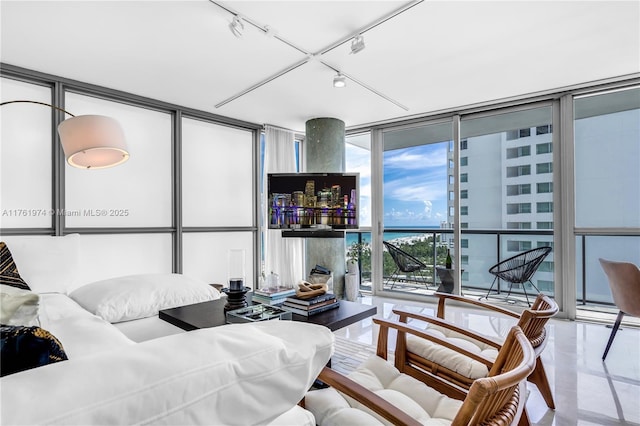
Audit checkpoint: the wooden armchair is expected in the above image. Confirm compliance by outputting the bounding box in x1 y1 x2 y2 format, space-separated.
304 321 535 426
392 293 558 414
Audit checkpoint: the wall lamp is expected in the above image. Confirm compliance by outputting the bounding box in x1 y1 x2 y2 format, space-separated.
1 100 129 169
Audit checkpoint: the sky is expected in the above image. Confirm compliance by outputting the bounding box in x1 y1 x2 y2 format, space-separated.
346 141 449 228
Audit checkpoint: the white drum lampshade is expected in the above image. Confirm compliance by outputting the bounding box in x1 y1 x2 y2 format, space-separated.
58 115 129 169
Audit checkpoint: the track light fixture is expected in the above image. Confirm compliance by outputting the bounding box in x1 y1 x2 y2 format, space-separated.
350 34 365 54
333 73 346 88
229 15 245 37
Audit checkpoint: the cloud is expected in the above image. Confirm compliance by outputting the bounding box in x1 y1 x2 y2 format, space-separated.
386 179 445 202
384 146 449 170
423 200 432 216
384 200 436 223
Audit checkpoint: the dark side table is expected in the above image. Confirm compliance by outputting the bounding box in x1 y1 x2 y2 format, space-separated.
159 297 377 332
435 267 464 294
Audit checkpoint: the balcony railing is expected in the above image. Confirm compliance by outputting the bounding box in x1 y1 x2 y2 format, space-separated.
346 229 639 308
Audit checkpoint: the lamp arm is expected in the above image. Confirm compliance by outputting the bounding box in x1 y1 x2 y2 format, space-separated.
0 100 76 117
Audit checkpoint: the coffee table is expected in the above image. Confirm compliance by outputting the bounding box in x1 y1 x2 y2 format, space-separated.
159 297 377 332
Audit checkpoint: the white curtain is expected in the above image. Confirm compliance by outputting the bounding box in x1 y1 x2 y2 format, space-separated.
263 126 304 287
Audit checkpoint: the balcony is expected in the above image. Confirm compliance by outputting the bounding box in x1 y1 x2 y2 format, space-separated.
346 229 639 319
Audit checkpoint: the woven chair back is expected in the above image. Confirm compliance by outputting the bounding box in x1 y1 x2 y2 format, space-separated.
489 246 552 284
383 241 427 273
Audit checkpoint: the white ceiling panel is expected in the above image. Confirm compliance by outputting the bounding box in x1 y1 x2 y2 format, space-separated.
1 0 638 131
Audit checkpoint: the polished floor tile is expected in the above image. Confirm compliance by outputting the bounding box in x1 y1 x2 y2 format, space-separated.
334 296 640 426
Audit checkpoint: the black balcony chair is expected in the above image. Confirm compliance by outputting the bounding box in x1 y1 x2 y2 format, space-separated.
383 241 432 290
483 246 552 306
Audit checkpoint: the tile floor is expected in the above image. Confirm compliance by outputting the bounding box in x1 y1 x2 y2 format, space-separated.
333 296 640 426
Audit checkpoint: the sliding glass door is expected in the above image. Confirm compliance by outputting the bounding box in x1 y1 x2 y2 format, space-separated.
574 87 640 310
459 105 555 301
380 120 453 296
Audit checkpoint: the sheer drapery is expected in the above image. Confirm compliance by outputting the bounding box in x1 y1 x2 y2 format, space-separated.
263 126 304 287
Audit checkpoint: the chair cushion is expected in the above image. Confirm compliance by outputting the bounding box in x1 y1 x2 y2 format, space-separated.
305 355 463 426
406 324 500 380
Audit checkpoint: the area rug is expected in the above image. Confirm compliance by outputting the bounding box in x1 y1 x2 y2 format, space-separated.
332 335 394 375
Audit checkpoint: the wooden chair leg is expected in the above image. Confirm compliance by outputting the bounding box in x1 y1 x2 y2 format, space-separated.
602 311 625 360
528 357 555 409
518 407 531 426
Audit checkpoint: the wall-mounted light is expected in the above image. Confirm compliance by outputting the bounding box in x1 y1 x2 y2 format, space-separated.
1 100 129 169
229 15 245 38
350 34 365 54
333 73 346 88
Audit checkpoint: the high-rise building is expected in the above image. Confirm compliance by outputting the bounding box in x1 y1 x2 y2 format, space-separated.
447 125 555 292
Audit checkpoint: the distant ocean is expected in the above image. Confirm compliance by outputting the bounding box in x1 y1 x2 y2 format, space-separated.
347 226 443 244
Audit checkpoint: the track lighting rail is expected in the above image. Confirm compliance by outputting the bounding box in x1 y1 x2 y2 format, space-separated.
208 0 422 111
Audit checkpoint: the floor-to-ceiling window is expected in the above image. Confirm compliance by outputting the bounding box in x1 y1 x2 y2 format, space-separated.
1 78 52 230
345 132 372 291
574 87 640 315
343 81 638 317
459 105 555 302
182 118 255 285
379 120 454 297
63 92 175 284
1 68 260 288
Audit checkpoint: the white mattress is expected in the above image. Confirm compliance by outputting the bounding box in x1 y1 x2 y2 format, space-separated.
39 293 134 358
113 314 185 342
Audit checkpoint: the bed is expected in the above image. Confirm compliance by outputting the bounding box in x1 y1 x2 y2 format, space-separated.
0 234 333 425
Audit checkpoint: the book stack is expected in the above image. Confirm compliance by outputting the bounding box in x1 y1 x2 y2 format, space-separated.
282 293 339 316
252 286 296 306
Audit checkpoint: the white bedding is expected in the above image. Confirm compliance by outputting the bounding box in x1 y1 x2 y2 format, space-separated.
113 314 185 342
38 294 134 358
1 235 326 425
1 321 334 426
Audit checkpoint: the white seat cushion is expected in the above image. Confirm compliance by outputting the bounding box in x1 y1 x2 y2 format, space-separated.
406 324 500 380
305 355 463 426
266 405 316 426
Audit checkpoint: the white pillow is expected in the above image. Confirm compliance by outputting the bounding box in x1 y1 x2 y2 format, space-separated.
0 284 40 326
69 273 220 323
1 234 80 294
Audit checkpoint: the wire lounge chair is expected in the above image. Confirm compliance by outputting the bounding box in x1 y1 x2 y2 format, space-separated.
483 246 552 306
383 241 431 290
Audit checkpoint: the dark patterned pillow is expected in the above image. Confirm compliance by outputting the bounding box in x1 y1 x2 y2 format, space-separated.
0 242 30 290
0 325 68 376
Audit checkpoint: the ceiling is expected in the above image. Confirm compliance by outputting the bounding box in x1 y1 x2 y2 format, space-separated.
1 1 639 133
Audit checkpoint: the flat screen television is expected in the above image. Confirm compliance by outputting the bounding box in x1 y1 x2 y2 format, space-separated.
267 172 359 230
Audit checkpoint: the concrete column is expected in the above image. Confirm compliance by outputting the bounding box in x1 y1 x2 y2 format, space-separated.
305 118 346 297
